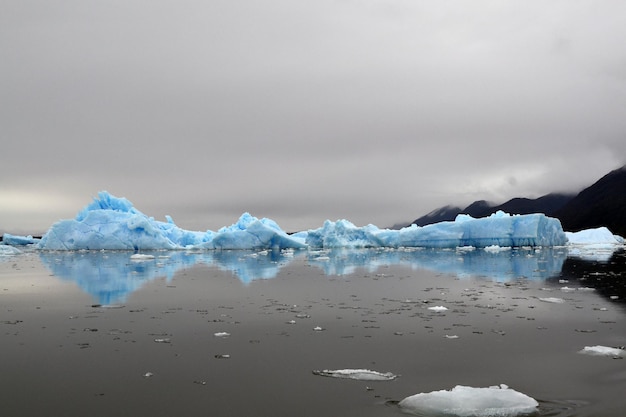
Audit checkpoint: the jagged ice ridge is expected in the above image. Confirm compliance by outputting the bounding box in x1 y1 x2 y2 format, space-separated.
32 191 570 251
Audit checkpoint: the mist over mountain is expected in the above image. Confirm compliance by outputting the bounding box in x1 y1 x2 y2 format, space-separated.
410 194 575 227
409 165 626 236
555 165 626 237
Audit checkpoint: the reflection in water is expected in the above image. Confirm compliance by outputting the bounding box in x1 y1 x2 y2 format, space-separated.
39 247 570 304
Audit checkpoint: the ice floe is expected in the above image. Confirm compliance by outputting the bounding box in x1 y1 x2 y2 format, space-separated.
399 384 539 417
578 345 624 357
312 369 398 381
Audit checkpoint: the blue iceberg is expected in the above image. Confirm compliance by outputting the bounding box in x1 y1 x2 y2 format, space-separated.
36 191 566 251
1 233 40 246
305 212 566 249
37 191 305 251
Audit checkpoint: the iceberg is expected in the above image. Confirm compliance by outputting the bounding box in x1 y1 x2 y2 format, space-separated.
31 191 568 251
565 227 624 262
399 384 539 417
1 233 40 246
305 211 566 249
37 191 305 251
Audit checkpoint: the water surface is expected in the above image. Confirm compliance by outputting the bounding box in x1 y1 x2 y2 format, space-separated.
1 248 624 416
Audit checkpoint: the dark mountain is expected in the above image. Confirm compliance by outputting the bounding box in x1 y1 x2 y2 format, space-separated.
463 200 494 217
497 193 576 217
412 193 574 226
555 165 626 236
407 205 463 227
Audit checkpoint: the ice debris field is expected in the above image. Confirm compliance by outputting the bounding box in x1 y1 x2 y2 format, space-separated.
1 191 624 251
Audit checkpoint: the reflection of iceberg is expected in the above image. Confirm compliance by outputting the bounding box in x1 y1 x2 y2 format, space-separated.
38 251 204 304
306 247 566 281
195 249 303 284
40 247 567 303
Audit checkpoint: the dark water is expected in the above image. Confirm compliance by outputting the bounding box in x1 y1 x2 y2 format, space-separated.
1 247 625 417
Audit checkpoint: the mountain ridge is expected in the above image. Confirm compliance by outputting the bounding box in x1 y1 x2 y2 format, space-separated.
409 165 626 236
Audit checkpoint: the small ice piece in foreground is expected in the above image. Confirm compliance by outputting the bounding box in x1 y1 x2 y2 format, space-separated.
399 384 538 417
312 369 397 381
313 326 324 331
154 338 171 343
428 306 449 312
539 297 565 304
143 372 154 378
130 254 155 261
484 245 512 253
578 345 624 357
213 332 230 337
445 335 459 339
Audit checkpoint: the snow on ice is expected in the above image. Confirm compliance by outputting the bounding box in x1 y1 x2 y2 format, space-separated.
399 384 539 417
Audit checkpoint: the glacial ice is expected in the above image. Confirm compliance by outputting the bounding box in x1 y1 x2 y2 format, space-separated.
31 191 569 251
565 227 624 262
0 245 22 257
305 211 567 249
399 384 539 417
1 233 40 246
37 191 305 251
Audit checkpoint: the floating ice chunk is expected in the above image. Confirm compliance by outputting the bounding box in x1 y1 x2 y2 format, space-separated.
539 297 565 304
578 345 624 357
0 245 22 256
399 384 539 417
1 233 40 246
565 227 624 262
483 245 512 253
428 306 449 312
130 254 155 261
312 369 397 381
213 332 231 337
566 227 621 245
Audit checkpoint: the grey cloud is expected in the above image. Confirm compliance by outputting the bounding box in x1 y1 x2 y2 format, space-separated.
1 1 625 234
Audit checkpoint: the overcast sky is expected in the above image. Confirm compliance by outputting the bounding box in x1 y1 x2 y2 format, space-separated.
2 0 625 235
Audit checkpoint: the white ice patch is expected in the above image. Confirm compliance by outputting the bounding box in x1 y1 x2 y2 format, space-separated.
578 345 624 357
399 384 538 417
539 297 565 304
0 245 22 256
130 254 155 261
312 369 397 381
483 245 512 253
428 306 449 312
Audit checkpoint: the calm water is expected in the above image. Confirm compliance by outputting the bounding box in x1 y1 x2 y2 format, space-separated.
1 247 625 417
